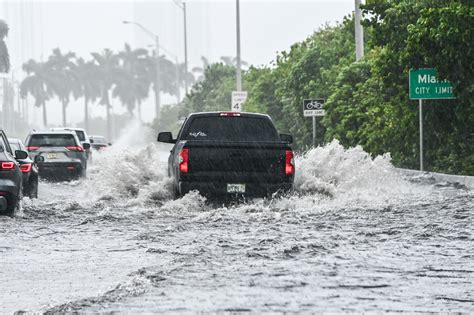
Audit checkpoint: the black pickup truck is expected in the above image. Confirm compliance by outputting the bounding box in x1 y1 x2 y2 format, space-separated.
158 112 295 199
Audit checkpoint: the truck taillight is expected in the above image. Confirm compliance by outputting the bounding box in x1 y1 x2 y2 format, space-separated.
285 150 294 176
179 148 189 173
20 163 33 173
219 112 241 117
0 162 15 170
26 146 40 151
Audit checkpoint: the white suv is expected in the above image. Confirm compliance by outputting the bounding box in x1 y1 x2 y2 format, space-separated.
51 127 92 161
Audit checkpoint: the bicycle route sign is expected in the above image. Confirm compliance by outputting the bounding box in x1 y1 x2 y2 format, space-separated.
303 99 326 117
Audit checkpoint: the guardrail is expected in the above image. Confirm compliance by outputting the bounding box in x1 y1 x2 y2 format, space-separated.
397 168 474 190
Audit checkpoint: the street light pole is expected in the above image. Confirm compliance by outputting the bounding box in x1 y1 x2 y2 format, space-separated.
173 0 189 95
183 2 189 95
155 36 161 121
354 0 364 61
235 0 242 91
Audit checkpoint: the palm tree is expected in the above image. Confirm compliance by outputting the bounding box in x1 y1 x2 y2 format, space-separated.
91 49 119 140
74 57 100 131
20 60 51 126
46 48 77 126
0 20 10 130
172 60 195 102
114 44 150 119
220 56 248 67
192 56 210 82
0 20 10 73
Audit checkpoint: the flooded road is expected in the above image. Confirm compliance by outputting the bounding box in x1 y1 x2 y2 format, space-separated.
1 139 473 313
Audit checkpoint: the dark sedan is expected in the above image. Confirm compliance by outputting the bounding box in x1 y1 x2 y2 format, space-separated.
9 138 39 198
0 130 28 216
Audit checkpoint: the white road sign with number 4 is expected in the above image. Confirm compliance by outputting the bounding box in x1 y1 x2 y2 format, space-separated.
232 91 248 112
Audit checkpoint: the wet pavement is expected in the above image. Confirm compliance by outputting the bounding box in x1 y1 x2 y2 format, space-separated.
1 140 472 313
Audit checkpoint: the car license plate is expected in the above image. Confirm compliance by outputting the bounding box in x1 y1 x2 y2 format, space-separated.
227 184 245 193
47 152 57 159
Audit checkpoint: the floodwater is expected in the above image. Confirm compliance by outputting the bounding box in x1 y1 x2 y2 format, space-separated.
0 127 472 314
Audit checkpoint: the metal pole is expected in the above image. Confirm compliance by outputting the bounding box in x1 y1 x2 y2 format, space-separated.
419 99 423 171
312 116 316 147
354 0 364 61
175 56 181 103
183 2 189 95
155 36 161 121
235 0 242 91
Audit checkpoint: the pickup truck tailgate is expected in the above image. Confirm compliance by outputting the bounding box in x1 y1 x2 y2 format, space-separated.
186 142 287 175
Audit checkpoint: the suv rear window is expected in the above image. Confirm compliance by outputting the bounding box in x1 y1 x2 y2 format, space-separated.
183 116 279 142
92 137 107 144
29 134 77 147
75 131 86 142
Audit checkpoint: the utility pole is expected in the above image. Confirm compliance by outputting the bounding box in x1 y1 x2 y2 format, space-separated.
235 0 242 91
155 36 161 121
183 2 189 95
174 56 181 103
172 0 189 96
354 0 364 61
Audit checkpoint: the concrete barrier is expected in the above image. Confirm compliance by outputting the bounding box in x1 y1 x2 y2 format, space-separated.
397 168 474 190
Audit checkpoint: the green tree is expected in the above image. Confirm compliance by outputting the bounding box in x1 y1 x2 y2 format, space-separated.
182 63 235 115
359 0 474 174
191 56 210 82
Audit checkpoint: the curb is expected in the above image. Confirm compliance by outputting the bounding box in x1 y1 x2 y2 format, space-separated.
397 168 474 190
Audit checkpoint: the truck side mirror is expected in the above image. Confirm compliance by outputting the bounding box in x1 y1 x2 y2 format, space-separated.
82 143 91 150
157 132 176 144
280 134 293 144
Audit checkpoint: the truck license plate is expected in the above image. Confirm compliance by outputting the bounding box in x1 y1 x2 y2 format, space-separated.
47 152 57 159
227 184 246 193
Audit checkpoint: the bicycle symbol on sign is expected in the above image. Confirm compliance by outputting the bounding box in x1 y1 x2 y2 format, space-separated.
306 100 324 110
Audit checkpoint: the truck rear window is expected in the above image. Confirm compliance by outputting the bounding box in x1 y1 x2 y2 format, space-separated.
183 116 279 142
29 134 77 147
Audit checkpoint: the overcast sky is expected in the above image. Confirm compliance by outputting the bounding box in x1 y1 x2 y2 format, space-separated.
2 0 354 125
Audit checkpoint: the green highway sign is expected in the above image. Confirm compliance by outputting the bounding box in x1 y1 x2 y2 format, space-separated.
409 68 455 100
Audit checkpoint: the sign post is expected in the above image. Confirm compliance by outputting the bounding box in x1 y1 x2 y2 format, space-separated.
419 99 423 171
409 68 455 171
303 99 325 147
231 91 247 112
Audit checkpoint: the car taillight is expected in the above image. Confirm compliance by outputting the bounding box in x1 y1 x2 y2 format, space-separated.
26 146 40 151
20 163 33 173
0 162 15 170
285 150 295 176
66 146 84 152
179 148 189 173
